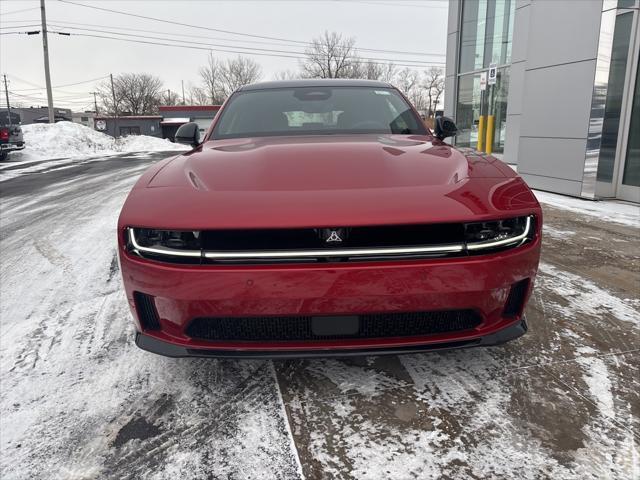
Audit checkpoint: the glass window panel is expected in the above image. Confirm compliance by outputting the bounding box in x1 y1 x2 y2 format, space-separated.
455 68 510 154
455 73 482 148
617 0 636 8
622 63 640 187
485 0 514 67
459 0 488 73
487 67 510 154
597 12 633 182
505 0 515 63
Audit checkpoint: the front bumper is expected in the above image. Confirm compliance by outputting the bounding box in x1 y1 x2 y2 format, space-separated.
120 236 540 357
135 317 528 358
0 143 25 152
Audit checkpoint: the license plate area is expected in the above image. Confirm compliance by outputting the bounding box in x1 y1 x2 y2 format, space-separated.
311 315 359 336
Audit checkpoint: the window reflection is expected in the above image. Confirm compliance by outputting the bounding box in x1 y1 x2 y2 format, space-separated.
459 0 515 74
455 68 509 154
597 12 633 182
622 62 639 187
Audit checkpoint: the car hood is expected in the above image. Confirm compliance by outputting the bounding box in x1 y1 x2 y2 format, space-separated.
121 135 538 230
149 135 503 190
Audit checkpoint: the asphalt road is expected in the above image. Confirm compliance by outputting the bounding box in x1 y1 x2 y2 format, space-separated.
1 152 638 479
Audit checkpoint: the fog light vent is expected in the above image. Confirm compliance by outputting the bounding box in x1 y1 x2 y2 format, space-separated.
134 292 161 330
503 279 530 318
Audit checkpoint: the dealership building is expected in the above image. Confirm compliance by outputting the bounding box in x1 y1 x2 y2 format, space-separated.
445 0 639 202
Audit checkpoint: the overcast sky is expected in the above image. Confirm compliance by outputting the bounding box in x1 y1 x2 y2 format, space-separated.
0 0 448 111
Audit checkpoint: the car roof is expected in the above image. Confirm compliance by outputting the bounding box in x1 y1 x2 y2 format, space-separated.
238 79 394 91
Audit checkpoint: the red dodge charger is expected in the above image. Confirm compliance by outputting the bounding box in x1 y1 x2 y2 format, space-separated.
118 79 542 358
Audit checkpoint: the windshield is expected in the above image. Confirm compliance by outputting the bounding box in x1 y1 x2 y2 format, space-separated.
212 86 427 139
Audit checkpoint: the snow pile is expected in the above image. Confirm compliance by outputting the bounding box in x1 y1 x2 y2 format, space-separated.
534 190 640 228
17 121 187 160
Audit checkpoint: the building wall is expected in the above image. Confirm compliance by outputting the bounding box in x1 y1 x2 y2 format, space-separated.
513 0 602 197
96 117 162 138
158 106 221 138
444 0 460 120
446 0 640 201
1 107 72 125
72 112 96 129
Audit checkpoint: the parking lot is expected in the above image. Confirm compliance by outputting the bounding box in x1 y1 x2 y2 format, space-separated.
1 152 638 479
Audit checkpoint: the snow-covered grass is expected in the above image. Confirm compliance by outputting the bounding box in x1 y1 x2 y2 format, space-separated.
534 190 640 228
11 121 187 163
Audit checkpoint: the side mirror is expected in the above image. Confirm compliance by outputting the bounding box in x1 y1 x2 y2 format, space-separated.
433 116 457 140
175 122 200 147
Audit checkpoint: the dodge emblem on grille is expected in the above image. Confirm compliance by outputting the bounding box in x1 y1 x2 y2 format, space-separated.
319 228 347 243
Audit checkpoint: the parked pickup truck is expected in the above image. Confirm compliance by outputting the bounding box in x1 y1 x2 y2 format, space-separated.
0 111 25 161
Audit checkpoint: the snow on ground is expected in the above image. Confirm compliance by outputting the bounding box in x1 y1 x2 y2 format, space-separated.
0 122 187 181
505 162 639 228
538 263 640 328
534 190 640 228
16 121 186 161
0 122 188 181
0 155 301 479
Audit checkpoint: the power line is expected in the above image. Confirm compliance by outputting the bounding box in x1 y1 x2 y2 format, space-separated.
38 18 447 58
49 30 445 69
46 24 444 66
6 91 93 104
57 0 445 57
7 74 110 92
0 6 40 16
0 24 43 30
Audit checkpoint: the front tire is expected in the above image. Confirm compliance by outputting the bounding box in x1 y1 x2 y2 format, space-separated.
0 150 8 162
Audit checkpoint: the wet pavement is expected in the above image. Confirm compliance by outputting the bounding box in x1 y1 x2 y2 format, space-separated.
1 152 638 479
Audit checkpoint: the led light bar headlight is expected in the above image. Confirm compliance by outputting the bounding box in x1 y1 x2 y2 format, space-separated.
128 228 202 258
465 216 534 251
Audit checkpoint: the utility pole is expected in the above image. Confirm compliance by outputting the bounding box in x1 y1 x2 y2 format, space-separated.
3 75 12 127
181 80 185 105
110 73 118 137
40 0 55 124
90 91 99 114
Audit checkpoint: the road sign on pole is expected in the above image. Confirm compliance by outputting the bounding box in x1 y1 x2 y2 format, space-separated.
488 64 498 85
480 71 487 91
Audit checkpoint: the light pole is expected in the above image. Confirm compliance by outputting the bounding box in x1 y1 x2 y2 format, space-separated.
40 0 55 123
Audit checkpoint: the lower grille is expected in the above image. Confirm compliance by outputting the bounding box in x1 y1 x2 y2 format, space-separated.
185 310 482 342
503 279 530 317
134 292 161 330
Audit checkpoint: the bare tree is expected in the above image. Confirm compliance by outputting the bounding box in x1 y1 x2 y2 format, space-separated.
423 67 445 116
301 31 359 78
350 61 398 82
378 62 397 83
218 56 262 98
273 69 300 81
199 52 225 104
161 89 181 106
389 67 429 112
189 85 210 105
394 68 419 96
99 73 163 115
199 54 262 101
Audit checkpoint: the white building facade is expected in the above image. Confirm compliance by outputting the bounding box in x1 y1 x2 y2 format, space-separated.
445 0 640 202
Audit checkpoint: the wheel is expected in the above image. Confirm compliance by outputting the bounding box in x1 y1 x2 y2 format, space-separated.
0 150 8 162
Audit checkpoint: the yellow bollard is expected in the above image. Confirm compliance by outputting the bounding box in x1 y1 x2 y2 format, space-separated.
477 116 485 152
485 115 495 154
